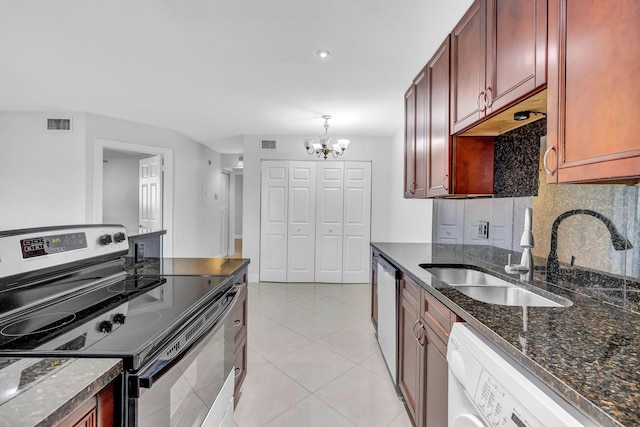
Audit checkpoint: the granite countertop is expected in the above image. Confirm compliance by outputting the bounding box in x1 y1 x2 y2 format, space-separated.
127 229 167 239
126 257 250 276
372 242 639 427
0 357 122 426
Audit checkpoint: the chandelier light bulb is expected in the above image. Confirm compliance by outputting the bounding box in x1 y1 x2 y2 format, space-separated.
316 49 330 58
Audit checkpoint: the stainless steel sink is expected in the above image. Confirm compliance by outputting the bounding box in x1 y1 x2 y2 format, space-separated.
421 267 572 307
421 267 511 287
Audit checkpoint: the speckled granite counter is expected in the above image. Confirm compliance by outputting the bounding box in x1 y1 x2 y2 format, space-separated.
372 242 639 427
0 357 122 426
126 257 250 276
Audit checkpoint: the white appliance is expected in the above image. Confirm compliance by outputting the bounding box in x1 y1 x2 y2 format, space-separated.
447 323 594 427
377 256 399 383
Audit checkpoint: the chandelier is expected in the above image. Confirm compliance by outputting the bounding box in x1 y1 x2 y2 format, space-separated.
303 115 350 160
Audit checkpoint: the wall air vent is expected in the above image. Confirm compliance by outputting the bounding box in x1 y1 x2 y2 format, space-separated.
47 118 72 131
261 140 277 150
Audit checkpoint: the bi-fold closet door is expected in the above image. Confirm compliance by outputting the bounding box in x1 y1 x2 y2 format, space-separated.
260 160 371 283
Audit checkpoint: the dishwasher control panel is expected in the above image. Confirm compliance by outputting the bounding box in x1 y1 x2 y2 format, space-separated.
475 369 542 427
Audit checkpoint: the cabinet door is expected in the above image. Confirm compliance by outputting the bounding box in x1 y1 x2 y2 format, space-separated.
259 161 289 281
426 37 452 197
413 68 429 198
423 326 448 427
404 69 429 199
315 163 344 282
398 292 421 423
547 0 640 183
451 0 487 134
485 0 547 113
371 256 378 331
342 162 372 283
404 85 417 198
287 162 316 282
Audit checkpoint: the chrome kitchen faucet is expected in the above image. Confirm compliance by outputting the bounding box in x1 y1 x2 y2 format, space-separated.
505 207 535 283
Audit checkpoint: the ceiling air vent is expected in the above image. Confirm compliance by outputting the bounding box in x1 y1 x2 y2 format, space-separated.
47 118 72 131
261 140 276 150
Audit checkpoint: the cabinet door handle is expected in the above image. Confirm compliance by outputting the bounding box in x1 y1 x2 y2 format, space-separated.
543 145 557 176
477 91 486 111
413 320 426 347
485 87 493 109
412 319 422 341
442 174 449 192
234 319 242 326
409 182 416 195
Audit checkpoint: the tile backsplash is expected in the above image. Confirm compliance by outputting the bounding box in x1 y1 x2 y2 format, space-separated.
434 120 640 312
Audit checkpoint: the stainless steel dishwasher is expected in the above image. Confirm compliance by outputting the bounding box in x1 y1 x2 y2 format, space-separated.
377 256 400 383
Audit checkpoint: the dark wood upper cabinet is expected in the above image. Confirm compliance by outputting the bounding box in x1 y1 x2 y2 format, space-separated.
451 0 487 134
426 37 452 197
451 0 547 134
485 0 547 113
405 69 429 198
546 0 640 183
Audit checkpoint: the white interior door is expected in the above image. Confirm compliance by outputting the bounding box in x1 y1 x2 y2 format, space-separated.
315 163 345 283
287 162 317 282
139 155 163 233
342 162 372 283
221 171 230 256
260 161 288 282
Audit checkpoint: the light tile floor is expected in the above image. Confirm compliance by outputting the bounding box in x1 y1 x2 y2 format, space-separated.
234 282 413 427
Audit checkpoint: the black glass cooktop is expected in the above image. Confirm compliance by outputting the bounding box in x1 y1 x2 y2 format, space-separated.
0 274 231 369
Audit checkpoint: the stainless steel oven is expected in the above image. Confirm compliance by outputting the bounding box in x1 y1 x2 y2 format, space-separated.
0 225 245 426
130 283 237 426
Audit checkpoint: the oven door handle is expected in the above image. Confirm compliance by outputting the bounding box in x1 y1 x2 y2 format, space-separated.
132 285 239 393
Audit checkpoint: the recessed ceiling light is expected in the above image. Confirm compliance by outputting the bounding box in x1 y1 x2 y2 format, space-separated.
316 49 330 58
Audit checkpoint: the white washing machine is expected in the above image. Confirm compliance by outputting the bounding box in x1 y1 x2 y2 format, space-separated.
447 323 595 427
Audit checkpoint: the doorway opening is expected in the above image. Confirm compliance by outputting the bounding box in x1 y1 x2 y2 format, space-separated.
226 168 244 259
92 139 174 256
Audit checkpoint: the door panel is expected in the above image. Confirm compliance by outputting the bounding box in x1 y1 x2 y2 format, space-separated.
342 162 372 283
451 0 486 133
139 155 163 233
260 162 288 282
315 163 344 283
287 162 316 282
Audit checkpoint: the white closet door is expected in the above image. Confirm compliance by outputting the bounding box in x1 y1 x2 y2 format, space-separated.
260 161 288 282
315 163 345 283
342 162 372 283
287 162 316 282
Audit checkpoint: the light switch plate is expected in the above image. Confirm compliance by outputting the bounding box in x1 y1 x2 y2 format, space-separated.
478 221 489 239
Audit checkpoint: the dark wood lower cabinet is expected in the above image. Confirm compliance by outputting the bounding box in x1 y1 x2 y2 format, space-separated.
423 325 449 427
398 276 459 427
233 269 248 405
58 380 115 427
371 251 379 332
398 286 421 422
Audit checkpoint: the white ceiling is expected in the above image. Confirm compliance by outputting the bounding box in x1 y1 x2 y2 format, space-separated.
0 0 473 153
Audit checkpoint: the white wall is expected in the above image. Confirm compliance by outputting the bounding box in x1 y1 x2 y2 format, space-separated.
102 156 139 232
0 111 227 259
242 134 395 282
0 112 87 230
85 113 225 257
386 127 433 243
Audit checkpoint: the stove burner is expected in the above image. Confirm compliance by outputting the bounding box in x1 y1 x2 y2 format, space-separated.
0 312 77 337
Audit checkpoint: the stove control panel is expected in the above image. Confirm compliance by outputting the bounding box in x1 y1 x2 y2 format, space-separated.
21 232 88 259
0 225 129 278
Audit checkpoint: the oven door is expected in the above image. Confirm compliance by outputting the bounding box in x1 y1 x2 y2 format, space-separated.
128 287 237 427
